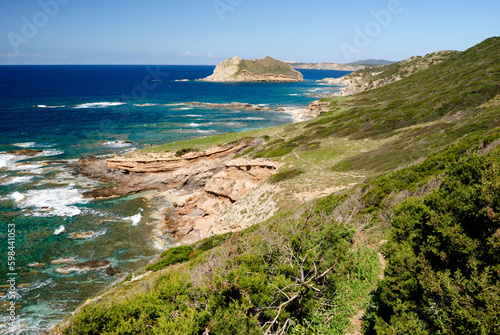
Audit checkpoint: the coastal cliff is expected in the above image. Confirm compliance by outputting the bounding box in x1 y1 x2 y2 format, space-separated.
200 56 303 82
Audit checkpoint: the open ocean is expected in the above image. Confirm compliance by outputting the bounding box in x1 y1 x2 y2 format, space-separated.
0 65 349 333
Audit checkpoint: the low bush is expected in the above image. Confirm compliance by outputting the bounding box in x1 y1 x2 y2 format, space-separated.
365 152 500 334
146 245 193 272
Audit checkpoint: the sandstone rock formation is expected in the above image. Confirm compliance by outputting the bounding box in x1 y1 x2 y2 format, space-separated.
5 149 43 156
73 138 282 247
168 158 282 245
106 143 249 174
200 56 303 82
68 231 99 239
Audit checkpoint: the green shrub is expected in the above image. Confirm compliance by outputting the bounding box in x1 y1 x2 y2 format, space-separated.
366 153 500 334
195 233 233 252
175 148 198 157
146 245 194 272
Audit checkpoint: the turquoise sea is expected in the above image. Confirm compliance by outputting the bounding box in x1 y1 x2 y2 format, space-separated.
0 65 349 333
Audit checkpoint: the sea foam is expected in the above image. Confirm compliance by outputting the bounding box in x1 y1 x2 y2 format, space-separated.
0 154 20 169
36 105 65 108
54 225 66 235
0 176 34 186
9 163 45 171
13 142 37 148
73 102 126 109
10 191 25 202
103 140 133 148
12 187 88 217
124 212 142 226
245 117 265 120
39 149 64 157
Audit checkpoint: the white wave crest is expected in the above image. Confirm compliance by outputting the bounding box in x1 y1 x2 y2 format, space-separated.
54 225 66 235
93 229 108 237
103 140 133 148
196 129 217 134
39 149 64 157
36 104 65 108
12 187 88 217
245 117 265 120
9 163 45 171
19 279 54 293
161 103 186 107
133 103 157 107
10 191 25 202
73 102 126 109
13 142 37 148
0 153 23 169
124 212 142 226
1 176 34 186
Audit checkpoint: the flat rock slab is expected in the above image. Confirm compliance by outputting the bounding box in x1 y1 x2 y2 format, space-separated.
55 260 112 274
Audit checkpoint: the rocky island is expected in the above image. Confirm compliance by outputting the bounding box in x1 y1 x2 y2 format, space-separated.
199 56 303 82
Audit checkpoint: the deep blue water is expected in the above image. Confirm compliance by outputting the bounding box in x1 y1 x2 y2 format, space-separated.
0 65 348 333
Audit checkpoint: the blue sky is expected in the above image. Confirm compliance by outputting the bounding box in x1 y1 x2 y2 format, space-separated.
0 0 498 65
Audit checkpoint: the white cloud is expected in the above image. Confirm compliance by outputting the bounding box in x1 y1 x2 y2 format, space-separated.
181 50 197 57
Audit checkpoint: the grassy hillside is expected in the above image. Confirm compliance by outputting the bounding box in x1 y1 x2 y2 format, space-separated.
237 56 303 78
55 37 500 334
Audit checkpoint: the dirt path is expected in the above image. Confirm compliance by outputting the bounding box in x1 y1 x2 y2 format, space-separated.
347 241 387 335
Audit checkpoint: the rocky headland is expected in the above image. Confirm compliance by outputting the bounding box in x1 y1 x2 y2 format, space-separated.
200 56 303 82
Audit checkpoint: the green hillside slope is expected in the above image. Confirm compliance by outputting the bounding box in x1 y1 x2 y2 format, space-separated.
55 37 500 335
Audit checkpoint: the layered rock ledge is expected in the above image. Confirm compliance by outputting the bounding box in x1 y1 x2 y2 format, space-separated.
72 139 283 246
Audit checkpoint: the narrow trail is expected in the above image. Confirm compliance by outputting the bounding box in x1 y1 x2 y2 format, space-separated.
347 241 387 335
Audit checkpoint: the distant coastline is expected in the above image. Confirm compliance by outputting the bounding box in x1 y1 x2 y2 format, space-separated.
287 59 397 71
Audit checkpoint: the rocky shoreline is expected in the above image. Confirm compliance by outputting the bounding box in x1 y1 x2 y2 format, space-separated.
178 100 329 123
70 137 272 244
69 97 333 248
